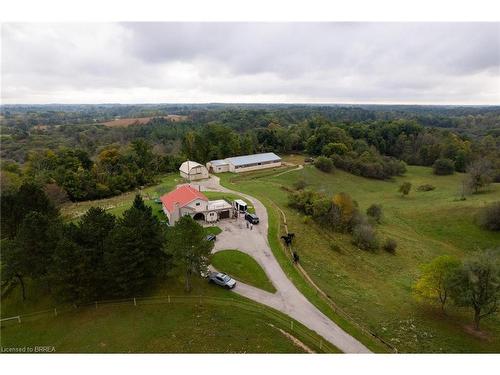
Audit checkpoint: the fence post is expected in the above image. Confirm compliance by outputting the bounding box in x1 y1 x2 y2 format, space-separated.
168 295 171 303
17 316 21 323
133 298 137 306
54 308 58 317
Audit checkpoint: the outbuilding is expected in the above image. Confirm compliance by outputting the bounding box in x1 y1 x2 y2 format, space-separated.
206 159 230 173
207 152 281 174
179 160 209 181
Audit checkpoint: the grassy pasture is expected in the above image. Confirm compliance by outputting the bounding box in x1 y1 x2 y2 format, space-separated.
1 276 338 353
212 249 277 293
218 165 500 353
60 174 180 221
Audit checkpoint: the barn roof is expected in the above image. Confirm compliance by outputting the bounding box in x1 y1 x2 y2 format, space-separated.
179 160 205 174
209 159 229 166
160 185 208 213
225 152 281 167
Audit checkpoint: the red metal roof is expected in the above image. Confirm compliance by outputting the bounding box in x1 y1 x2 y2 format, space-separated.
160 185 208 214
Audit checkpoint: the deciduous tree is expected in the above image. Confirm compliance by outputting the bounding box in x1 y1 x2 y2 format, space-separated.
165 215 213 292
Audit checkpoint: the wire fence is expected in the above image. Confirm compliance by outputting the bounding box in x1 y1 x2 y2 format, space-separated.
270 199 398 353
0 294 338 353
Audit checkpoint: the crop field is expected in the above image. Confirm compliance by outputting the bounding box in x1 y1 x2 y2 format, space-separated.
100 115 188 127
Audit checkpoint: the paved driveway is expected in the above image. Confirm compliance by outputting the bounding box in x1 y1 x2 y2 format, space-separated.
192 176 371 353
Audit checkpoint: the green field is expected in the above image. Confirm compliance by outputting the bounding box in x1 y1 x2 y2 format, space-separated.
1 275 338 353
212 249 276 293
60 174 181 221
217 163 500 353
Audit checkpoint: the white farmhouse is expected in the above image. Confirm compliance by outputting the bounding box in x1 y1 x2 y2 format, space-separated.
179 160 209 181
206 152 281 173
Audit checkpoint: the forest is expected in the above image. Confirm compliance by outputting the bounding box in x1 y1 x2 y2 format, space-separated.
1 104 499 202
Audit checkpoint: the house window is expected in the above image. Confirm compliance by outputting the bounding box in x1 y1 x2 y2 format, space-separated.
196 202 200 206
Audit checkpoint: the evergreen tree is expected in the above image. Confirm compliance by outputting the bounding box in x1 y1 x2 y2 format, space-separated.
104 196 167 297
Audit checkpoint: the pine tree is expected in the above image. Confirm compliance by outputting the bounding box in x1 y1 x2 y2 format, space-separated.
104 196 167 297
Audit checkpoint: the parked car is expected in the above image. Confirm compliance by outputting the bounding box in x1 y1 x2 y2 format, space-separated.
206 234 217 242
245 213 259 224
208 272 236 289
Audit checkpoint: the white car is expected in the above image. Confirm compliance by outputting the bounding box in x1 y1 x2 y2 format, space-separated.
208 272 237 289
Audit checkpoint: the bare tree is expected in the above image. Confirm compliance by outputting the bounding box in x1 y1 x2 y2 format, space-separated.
465 159 493 194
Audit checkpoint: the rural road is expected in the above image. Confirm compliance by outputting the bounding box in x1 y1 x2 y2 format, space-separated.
191 175 371 354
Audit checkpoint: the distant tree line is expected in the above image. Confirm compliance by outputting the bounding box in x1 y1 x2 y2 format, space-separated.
2 107 499 202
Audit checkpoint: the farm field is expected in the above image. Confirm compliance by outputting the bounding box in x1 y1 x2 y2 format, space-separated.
218 161 500 353
212 249 277 293
100 115 188 127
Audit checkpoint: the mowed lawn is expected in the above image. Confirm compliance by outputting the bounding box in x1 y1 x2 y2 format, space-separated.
1 303 303 353
1 276 337 353
219 164 500 353
212 249 276 293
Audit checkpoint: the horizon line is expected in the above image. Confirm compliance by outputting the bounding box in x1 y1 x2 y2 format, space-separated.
2 102 499 107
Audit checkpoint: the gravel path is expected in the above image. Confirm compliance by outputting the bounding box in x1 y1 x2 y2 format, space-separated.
192 176 371 353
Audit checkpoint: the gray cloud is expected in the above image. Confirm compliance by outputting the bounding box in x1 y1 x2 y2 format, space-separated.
1 22 499 104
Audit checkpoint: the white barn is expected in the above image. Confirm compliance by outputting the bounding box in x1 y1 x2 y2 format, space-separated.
179 160 209 181
206 159 230 173
207 152 281 173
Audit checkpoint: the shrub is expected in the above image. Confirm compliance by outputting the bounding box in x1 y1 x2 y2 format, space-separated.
352 223 378 251
329 242 342 252
417 184 436 192
433 158 455 175
383 238 398 254
477 202 500 231
399 182 412 196
366 204 383 223
293 179 308 190
314 156 334 173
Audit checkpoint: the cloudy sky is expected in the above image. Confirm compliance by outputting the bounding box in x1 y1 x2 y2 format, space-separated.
1 22 499 104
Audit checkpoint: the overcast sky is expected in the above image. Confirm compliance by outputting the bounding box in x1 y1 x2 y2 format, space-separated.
1 22 499 104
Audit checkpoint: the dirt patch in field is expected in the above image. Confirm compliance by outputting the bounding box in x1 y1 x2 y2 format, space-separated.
101 115 188 127
268 323 314 353
463 324 493 341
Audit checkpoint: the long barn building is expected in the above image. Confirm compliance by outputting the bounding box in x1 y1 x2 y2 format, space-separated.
206 152 281 173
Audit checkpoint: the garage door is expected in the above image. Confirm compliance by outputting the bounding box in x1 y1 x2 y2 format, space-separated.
219 210 230 219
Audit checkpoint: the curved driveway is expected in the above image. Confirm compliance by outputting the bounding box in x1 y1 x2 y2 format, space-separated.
193 176 371 353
